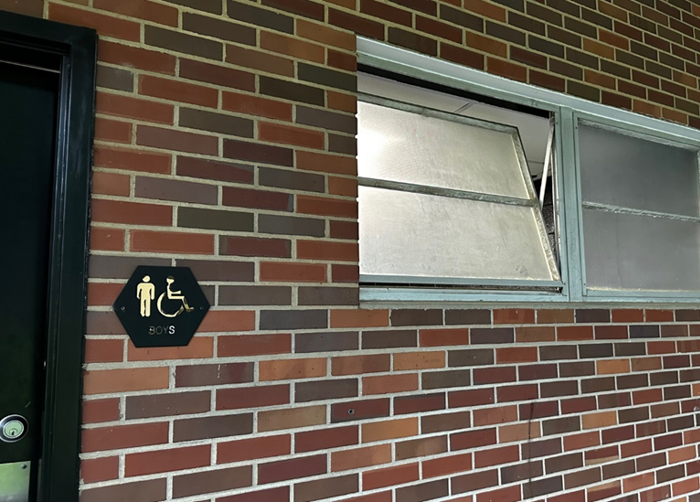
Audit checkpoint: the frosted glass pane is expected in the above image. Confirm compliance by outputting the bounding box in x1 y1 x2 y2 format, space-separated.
358 102 530 199
579 125 699 216
359 186 558 282
583 208 700 291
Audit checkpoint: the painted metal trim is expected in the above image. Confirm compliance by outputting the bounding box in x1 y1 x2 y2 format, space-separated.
360 275 563 288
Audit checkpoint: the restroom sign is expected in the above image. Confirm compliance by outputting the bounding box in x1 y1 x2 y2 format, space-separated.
113 266 210 348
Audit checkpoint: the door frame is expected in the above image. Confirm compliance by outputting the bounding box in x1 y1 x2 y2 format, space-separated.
0 10 96 502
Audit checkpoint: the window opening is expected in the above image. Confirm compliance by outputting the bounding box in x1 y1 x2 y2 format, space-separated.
357 72 561 290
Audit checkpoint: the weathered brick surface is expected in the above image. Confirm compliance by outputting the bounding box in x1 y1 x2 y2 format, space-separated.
0 0 690 499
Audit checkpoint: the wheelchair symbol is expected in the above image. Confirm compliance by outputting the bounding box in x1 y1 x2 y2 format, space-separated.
156 276 195 318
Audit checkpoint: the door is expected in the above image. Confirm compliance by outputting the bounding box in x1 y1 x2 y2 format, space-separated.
0 61 60 501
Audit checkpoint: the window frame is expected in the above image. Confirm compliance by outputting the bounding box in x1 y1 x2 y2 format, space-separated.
357 37 700 305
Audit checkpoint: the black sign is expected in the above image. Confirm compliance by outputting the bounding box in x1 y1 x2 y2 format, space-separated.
113 266 210 348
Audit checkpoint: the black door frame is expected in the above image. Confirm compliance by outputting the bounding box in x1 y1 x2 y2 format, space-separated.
0 10 96 502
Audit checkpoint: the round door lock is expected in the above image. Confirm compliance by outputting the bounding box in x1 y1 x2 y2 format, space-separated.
0 415 28 443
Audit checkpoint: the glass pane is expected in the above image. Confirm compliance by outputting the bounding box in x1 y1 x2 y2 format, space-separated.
359 186 559 282
583 207 700 291
358 102 531 199
579 124 699 217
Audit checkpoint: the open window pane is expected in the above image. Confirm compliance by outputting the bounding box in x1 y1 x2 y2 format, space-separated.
358 101 531 199
583 208 700 291
359 186 559 283
579 124 699 217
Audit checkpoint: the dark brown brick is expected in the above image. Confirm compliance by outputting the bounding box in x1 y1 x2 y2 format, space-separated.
543 416 580 435
541 380 578 398
396 436 447 461
473 366 516 384
298 287 359 306
396 479 448 502
520 401 559 420
296 379 358 402
259 167 324 193
448 349 494 367
328 134 356 155
524 475 564 497
97 65 134 92
362 330 417 349
522 438 562 459
471 327 514 344
452 468 498 494
618 406 649 424
486 21 526 45
223 138 294 166
422 369 471 389
617 374 648 389
440 4 483 31
260 454 326 484
173 466 251 498
294 474 358 502
676 309 700 321
125 391 210 419
228 0 294 33
501 460 544 484
296 331 359 353
449 388 495 408
176 362 253 387
329 8 385 39
260 310 328 330
395 393 445 414
422 411 470 433
445 309 491 325
296 106 356 134
136 177 218 205
183 12 255 45
163 0 221 13
263 0 324 20
145 26 222 60
391 309 442 326
614 342 645 356
89 255 170 279
581 377 615 393
540 345 578 360
298 63 356 92
259 214 325 237
218 486 289 502
530 34 565 57
260 76 324 106
222 186 293 212
579 343 613 358
174 414 252 441
220 236 290 258
219 286 291 306
177 156 253 184
178 207 253 232
388 27 438 56
630 325 660 338
180 108 253 137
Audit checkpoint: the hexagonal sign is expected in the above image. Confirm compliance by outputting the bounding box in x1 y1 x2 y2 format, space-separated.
113 266 210 348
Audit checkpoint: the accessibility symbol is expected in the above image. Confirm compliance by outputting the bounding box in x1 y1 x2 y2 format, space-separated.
114 266 210 348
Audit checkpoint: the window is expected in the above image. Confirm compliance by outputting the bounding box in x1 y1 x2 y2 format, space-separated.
356 42 700 304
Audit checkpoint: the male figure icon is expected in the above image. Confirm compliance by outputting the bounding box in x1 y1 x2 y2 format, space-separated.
136 275 155 317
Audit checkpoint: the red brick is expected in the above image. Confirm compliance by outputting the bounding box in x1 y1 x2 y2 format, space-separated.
125 445 210 476
137 125 218 155
422 452 472 478
130 230 214 254
93 0 178 26
90 227 125 251
93 146 172 174
92 171 130 196
331 310 389 328
92 199 172 226
94 117 131 143
497 347 538 363
140 75 218 108
260 262 327 282
99 40 176 74
82 423 169 452
297 194 357 217
363 463 419 490
259 358 326 381
261 31 325 63
50 3 141 41
217 384 290 411
127 337 213 361
198 310 255 332
83 367 169 394
80 457 119 485
259 122 325 149
82 398 120 424
259 454 327 483
297 150 357 175
297 19 356 50
219 334 291 356
298 240 359 262
363 374 418 395
84 338 123 363
296 426 359 453
223 91 293 121
97 92 174 125
332 444 392 471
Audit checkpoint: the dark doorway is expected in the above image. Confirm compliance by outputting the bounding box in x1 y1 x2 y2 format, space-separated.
0 10 96 502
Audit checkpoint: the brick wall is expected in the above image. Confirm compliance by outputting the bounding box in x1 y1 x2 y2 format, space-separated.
5 0 700 500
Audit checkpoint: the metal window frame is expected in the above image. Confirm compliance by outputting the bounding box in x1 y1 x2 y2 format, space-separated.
358 37 700 305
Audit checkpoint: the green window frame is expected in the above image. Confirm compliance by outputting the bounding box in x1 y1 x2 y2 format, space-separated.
358 38 700 305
